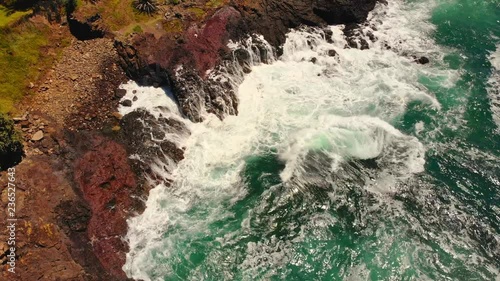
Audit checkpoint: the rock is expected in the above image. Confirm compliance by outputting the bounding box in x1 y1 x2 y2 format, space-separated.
328 49 338 57
312 0 377 24
115 0 378 122
121 99 132 107
70 74 78 81
20 120 30 128
32 130 44 141
115 88 127 99
133 95 138 102
12 112 28 122
111 125 121 131
112 112 123 120
310 57 318 63
74 135 140 279
68 13 106 40
417 56 430 64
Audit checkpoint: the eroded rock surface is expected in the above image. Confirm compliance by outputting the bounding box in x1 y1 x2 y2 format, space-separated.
116 0 379 122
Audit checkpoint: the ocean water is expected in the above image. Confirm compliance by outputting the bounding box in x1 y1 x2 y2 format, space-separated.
119 0 500 280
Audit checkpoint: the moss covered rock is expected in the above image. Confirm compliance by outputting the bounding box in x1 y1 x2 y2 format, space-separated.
0 113 23 170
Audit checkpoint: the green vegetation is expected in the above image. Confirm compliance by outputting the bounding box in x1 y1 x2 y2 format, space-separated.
0 5 31 27
205 0 226 9
188 7 205 19
0 113 23 171
133 0 158 14
0 23 50 113
132 24 143 33
163 18 183 33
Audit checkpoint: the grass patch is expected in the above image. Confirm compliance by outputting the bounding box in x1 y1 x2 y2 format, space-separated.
0 5 31 27
78 0 154 32
205 0 227 9
132 24 143 33
0 22 54 113
188 7 206 19
163 18 183 33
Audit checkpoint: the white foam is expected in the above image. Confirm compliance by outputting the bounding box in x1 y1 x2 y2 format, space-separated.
122 0 470 280
488 44 500 130
118 81 181 119
489 44 500 71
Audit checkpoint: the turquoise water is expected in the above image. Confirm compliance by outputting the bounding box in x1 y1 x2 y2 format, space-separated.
123 0 500 280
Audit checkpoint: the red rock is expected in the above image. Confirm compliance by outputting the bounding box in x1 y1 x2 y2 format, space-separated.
74 135 139 279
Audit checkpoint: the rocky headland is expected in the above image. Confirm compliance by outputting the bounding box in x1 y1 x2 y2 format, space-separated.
1 0 379 280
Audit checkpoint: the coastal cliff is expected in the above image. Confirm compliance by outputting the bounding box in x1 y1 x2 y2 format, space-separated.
0 0 378 280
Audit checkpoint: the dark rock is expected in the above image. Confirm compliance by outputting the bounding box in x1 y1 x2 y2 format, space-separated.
310 57 318 63
115 0 378 122
328 49 338 57
67 12 106 41
115 88 127 99
343 23 370 50
133 95 138 102
312 0 378 25
417 56 430 64
118 109 187 182
121 99 132 107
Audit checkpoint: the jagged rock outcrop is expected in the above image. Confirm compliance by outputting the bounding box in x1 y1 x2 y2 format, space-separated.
115 0 379 122
73 134 142 280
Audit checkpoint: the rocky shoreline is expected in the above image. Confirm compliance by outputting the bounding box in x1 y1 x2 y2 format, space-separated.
1 1 379 280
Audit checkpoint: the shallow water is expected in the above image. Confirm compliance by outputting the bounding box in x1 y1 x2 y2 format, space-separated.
120 0 500 280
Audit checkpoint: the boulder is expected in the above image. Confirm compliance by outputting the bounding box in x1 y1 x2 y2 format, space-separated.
32 130 44 141
121 99 132 107
115 88 127 99
417 56 430 64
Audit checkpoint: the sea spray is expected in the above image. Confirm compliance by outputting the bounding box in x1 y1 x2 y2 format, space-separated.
120 0 500 280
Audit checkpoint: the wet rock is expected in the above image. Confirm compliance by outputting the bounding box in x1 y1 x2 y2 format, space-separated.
312 0 378 25
115 88 127 99
328 49 338 57
115 0 378 122
118 109 187 181
234 49 252 73
121 99 132 107
417 56 430 64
